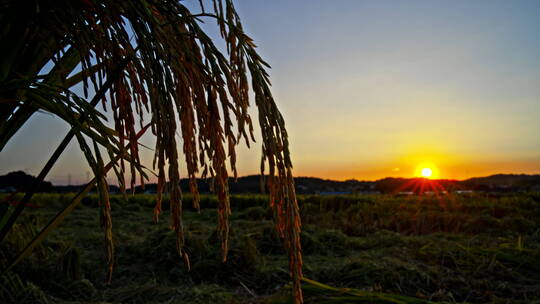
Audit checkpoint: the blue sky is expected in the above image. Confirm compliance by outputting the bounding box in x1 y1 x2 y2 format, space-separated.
1 0 540 184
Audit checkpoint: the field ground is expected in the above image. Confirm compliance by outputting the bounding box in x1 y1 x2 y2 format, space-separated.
1 193 540 303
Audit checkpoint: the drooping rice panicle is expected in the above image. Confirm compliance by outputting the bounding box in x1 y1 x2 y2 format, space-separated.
0 0 303 302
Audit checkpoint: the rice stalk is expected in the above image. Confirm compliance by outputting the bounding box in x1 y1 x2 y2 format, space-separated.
1 0 303 301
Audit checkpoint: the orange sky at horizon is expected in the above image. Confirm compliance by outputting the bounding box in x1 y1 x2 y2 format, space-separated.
291 159 540 182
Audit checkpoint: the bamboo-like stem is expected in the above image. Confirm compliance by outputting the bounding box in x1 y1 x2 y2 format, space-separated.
0 59 129 243
1 124 150 274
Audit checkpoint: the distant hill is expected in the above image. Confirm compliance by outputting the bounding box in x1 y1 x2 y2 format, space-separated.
1 171 539 194
463 174 540 186
0 171 118 194
132 174 540 194
0 171 52 192
374 174 540 193
129 175 374 194
462 174 540 192
374 177 463 194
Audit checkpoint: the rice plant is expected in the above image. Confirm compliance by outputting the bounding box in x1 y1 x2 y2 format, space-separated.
0 0 302 302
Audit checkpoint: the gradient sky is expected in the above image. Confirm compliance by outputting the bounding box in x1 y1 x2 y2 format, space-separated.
1 0 540 184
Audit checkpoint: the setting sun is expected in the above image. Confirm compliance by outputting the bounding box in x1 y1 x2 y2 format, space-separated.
415 162 439 179
421 167 432 178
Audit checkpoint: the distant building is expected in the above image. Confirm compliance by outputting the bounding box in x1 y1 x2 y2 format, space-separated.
318 191 352 195
397 191 414 196
296 185 309 192
358 190 380 195
0 186 16 193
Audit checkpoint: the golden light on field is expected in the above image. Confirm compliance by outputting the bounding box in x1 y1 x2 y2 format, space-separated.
415 162 439 179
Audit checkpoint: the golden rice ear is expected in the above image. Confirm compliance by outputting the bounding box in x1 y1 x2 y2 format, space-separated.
1 124 151 279
153 161 165 224
1 0 303 302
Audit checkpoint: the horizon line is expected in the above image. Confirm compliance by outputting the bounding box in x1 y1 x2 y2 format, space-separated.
45 172 540 187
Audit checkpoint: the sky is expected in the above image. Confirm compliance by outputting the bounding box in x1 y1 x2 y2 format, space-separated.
1 0 540 184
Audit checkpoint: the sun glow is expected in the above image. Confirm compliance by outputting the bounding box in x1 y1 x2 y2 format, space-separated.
415 162 439 179
421 167 432 178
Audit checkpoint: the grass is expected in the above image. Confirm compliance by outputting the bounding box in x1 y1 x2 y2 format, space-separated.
1 192 540 303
